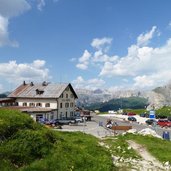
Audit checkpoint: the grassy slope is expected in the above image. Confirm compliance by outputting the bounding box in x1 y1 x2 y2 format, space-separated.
0 109 116 171
103 134 171 164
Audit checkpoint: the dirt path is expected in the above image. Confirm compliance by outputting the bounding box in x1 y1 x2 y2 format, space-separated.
127 140 167 171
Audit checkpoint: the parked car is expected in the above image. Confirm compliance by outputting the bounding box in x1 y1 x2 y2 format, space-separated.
49 118 76 126
38 118 49 124
128 116 137 122
157 119 171 127
122 112 127 115
74 117 83 123
145 119 157 125
140 113 146 117
127 112 136 116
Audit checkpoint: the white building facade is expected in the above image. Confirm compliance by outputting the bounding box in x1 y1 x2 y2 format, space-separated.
8 82 78 121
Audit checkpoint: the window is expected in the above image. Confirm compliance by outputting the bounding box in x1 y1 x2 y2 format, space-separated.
45 103 50 107
65 103 69 108
60 93 63 98
29 103 35 107
70 102 74 107
23 102 27 106
70 94 74 98
36 103 42 107
70 112 73 117
60 113 62 119
66 94 68 98
36 89 44 95
60 103 62 108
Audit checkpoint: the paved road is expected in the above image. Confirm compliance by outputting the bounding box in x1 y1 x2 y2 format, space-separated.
92 113 171 139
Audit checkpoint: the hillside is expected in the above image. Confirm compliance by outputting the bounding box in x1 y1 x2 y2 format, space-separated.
0 109 114 171
145 83 171 110
85 97 148 112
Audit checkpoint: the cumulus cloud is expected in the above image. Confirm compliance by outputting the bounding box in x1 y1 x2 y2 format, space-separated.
99 26 171 89
91 37 112 50
0 15 18 47
72 76 105 90
0 60 51 84
133 70 171 89
76 50 91 70
137 26 157 46
0 0 31 47
76 26 171 89
76 37 117 70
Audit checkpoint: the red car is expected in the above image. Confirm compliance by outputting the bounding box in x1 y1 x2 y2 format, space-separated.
157 119 171 127
127 112 136 116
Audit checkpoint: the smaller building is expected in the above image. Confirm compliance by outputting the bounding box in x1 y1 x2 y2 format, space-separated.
0 98 16 107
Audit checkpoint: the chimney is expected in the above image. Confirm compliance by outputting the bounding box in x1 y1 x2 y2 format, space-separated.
42 81 47 86
30 82 34 86
23 81 26 85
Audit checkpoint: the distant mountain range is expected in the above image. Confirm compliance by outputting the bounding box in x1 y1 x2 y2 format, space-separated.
75 88 146 108
76 83 171 111
0 91 10 98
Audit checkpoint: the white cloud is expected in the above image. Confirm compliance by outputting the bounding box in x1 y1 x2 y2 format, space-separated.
37 0 46 11
0 0 31 47
77 37 118 71
32 59 46 68
72 76 105 90
76 63 88 70
0 15 18 47
0 60 51 84
78 50 91 63
137 26 157 46
0 0 59 47
93 50 118 63
0 0 31 18
76 50 91 70
91 37 112 50
76 26 171 89
99 27 171 89
133 70 171 89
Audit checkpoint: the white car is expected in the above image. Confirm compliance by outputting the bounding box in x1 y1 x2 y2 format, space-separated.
75 117 83 123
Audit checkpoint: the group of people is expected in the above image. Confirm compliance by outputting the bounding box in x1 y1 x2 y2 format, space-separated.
106 119 118 129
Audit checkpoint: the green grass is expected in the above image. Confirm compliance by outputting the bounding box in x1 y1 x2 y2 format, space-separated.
123 109 146 114
102 137 141 160
0 109 117 171
105 133 171 164
20 132 116 171
122 133 171 163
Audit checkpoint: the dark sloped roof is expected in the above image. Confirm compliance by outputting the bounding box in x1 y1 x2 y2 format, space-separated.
8 83 78 99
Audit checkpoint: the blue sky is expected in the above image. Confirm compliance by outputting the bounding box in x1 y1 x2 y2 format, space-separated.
1 0 171 93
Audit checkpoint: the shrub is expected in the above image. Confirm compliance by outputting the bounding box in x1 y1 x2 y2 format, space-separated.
0 109 42 141
0 129 57 167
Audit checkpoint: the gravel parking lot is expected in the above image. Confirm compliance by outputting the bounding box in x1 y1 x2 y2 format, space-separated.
55 120 113 138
